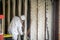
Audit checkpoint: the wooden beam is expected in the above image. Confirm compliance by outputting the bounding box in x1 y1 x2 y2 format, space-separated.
18 0 22 40
18 0 21 17
8 0 10 26
38 0 45 40
24 0 27 40
12 0 16 16
45 0 53 40
30 0 38 40
2 0 5 34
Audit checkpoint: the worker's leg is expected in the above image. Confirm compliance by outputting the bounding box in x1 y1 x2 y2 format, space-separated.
12 34 18 40
12 28 18 40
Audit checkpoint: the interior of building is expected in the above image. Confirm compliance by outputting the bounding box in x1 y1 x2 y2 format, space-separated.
0 0 60 40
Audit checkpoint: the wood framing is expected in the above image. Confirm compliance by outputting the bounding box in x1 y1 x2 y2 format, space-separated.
38 0 45 40
18 0 21 17
2 0 5 34
8 0 10 26
45 0 53 40
24 0 27 40
30 0 38 40
12 0 16 16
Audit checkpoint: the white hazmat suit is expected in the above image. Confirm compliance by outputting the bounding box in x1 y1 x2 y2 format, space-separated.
8 15 25 40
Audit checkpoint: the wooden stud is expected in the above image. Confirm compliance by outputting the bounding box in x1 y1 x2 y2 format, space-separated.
18 0 21 39
45 0 53 40
30 0 38 40
12 0 16 16
2 0 5 34
8 0 10 26
18 0 21 17
38 0 45 40
24 0 27 40
59 0 60 40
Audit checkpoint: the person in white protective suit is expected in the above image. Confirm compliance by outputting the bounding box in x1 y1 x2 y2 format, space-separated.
8 15 25 40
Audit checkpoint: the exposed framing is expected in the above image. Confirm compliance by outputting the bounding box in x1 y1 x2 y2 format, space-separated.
38 0 45 40
24 0 28 40
12 0 16 16
30 0 38 40
8 0 10 26
2 0 5 34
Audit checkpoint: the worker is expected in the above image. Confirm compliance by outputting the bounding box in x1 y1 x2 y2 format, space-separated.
8 15 25 40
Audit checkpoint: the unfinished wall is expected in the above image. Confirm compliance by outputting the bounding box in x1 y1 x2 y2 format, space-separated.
1 0 55 40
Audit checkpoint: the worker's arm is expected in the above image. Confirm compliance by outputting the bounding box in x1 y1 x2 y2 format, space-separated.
17 18 23 35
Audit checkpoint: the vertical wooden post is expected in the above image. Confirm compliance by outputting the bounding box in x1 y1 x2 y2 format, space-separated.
38 0 45 40
18 0 21 40
18 0 21 17
24 0 27 40
59 0 60 40
2 0 5 34
8 0 10 26
45 0 53 40
12 0 16 16
30 0 38 40
0 22 2 33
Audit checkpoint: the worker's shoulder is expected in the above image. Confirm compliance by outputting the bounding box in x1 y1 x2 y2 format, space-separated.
13 16 20 19
13 16 19 18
